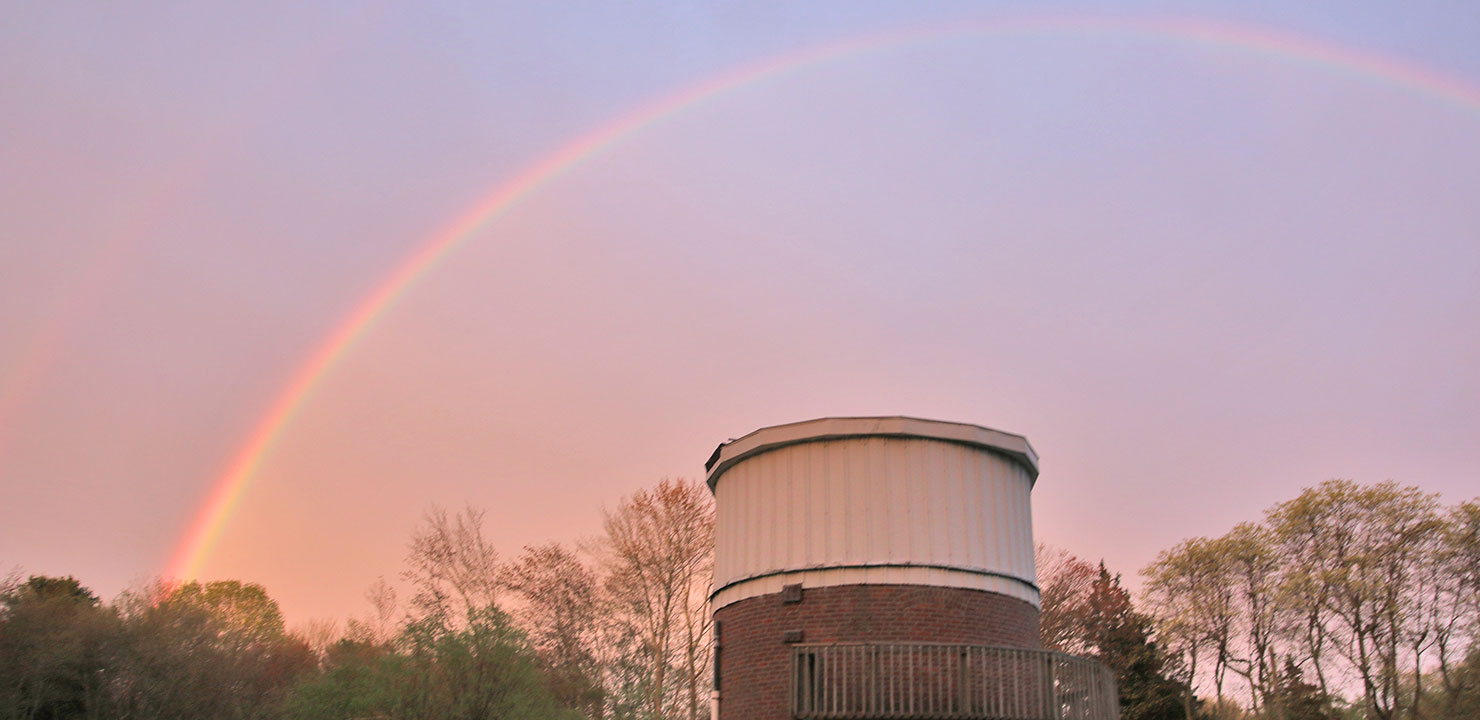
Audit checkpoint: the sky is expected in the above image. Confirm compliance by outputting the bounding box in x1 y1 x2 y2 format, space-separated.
2 1 1478 626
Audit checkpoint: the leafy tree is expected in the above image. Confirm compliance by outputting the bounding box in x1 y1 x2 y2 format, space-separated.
0 576 116 720
289 604 576 720
1221 523 1282 713
1143 536 1236 717
1267 480 1444 720
107 580 314 720
165 579 286 646
287 639 404 720
1430 500 1480 717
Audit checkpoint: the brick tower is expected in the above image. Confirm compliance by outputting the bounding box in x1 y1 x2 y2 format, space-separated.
707 417 1071 720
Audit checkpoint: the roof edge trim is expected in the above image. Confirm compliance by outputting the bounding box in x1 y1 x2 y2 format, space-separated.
704 416 1038 490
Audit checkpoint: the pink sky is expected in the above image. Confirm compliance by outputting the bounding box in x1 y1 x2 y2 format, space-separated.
2 2 1478 625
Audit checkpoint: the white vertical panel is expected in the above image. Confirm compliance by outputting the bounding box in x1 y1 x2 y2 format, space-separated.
869 438 887 562
807 443 825 568
783 444 798 571
711 434 1039 608
886 440 907 563
965 449 985 568
846 440 867 564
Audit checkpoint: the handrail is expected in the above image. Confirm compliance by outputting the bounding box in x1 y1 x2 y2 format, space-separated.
790 643 1119 720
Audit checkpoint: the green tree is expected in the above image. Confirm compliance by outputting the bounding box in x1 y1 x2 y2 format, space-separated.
1267 659 1338 720
107 580 313 720
287 639 406 720
0 576 117 720
289 605 576 720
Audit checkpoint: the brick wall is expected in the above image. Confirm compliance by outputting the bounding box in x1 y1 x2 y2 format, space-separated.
713 583 1040 720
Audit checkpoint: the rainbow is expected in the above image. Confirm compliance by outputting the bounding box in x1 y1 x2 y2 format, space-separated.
163 15 1480 581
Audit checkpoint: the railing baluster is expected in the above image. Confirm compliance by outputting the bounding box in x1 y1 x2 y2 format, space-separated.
783 643 1117 720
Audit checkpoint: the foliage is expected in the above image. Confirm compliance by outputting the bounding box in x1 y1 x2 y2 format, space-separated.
1267 659 1340 720
1085 564 1188 720
11 476 1469 720
1140 480 1478 720
0 575 116 720
0 576 313 720
290 605 577 720
107 580 315 720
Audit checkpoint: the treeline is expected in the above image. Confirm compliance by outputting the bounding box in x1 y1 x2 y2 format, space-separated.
1035 480 1480 720
1140 481 1480 720
1 478 714 720
4 478 1475 720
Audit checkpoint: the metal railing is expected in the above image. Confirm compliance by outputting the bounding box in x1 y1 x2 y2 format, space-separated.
790 643 1119 720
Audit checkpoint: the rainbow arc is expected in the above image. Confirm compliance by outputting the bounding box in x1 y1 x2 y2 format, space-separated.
164 16 1480 581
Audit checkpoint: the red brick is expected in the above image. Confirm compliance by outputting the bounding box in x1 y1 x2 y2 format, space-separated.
714 584 1039 720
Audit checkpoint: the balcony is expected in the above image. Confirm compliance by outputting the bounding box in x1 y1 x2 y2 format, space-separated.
790 643 1119 720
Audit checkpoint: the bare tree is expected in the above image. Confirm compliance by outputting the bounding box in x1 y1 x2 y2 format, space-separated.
595 479 714 720
345 576 400 646
403 506 502 631
1036 543 1098 655
504 543 605 716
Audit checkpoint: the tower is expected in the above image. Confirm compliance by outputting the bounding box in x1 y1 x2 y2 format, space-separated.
706 417 1116 720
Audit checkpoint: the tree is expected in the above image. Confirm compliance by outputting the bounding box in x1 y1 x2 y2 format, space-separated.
403 506 502 632
1430 500 1480 717
1267 658 1338 720
1085 564 1186 720
1220 523 1283 714
504 543 605 716
286 638 403 720
595 478 714 720
290 607 577 720
165 579 286 647
1267 480 1443 720
1037 543 1098 655
108 580 314 720
0 575 116 720
1142 537 1234 719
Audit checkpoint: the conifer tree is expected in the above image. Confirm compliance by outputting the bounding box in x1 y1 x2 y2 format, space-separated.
1085 563 1187 720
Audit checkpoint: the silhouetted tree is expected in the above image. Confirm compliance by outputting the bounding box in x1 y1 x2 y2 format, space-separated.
1086 564 1186 720
0 575 115 720
1267 659 1338 720
504 543 605 716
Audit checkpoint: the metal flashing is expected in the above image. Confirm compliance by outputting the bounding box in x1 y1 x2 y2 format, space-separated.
704 416 1038 490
